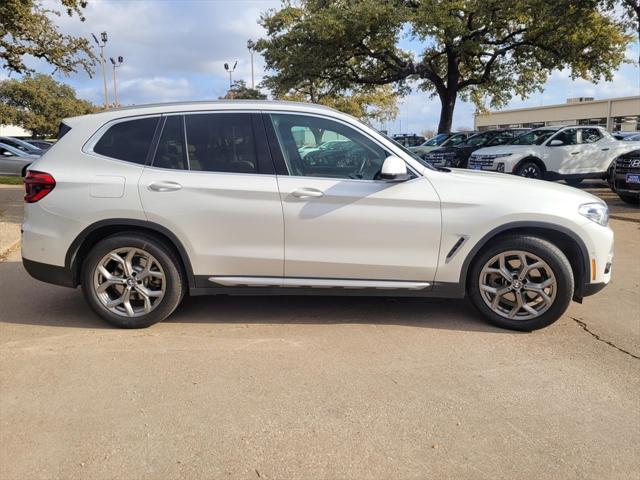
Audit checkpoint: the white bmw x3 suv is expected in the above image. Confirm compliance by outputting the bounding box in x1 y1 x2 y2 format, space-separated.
468 125 635 185
22 101 613 331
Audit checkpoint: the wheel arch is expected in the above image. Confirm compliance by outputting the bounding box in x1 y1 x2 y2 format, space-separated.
65 219 195 290
460 222 589 301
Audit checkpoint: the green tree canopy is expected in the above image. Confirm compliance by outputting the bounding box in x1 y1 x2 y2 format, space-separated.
262 77 399 124
0 74 96 137
220 80 267 100
1 0 95 76
258 0 633 133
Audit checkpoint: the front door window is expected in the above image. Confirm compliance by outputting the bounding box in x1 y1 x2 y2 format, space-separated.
269 114 389 180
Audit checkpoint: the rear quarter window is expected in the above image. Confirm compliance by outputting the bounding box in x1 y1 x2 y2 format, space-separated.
57 122 72 140
93 117 159 164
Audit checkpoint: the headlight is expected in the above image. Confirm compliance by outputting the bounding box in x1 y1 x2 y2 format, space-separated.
579 202 609 226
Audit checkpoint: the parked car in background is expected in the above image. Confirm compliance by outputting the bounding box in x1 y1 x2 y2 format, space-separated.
0 136 43 155
621 133 640 142
21 101 613 332
609 149 640 205
392 134 425 147
467 126 637 186
409 131 476 158
421 128 528 168
612 131 640 141
0 143 38 176
26 140 54 151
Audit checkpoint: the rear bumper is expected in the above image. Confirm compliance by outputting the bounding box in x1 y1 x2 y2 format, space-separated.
22 258 75 288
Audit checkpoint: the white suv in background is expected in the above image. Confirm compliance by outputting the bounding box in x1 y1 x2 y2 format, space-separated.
468 126 635 186
22 101 613 331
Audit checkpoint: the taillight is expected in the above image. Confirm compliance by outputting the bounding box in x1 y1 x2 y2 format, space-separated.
24 171 56 203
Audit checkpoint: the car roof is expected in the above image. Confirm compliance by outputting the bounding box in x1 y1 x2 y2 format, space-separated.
63 100 343 126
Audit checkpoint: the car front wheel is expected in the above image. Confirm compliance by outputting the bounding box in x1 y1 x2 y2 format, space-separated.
617 193 639 205
468 236 574 331
515 161 543 179
81 233 185 328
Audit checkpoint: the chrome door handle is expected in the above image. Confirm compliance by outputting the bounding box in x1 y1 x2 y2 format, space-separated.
601 148 610 151
148 181 182 192
570 152 580 155
291 187 324 199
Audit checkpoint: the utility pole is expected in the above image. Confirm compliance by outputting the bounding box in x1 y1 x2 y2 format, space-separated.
110 56 124 107
224 61 238 88
92 32 109 108
247 40 255 89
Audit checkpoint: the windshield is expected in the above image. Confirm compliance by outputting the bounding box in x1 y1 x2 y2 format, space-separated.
462 132 492 146
442 133 467 147
422 133 449 146
380 132 435 170
510 129 558 145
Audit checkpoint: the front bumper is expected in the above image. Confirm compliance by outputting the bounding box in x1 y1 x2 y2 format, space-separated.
613 173 640 197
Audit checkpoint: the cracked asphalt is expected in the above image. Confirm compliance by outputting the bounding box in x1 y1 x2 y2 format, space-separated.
1 185 639 479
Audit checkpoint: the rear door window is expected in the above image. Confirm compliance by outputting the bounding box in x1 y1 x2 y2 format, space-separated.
580 128 602 144
184 113 258 174
153 116 188 170
93 117 159 164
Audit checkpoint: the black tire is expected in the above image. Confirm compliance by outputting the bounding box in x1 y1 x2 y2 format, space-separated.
467 235 574 331
81 233 186 328
564 178 583 187
618 193 640 205
515 161 543 179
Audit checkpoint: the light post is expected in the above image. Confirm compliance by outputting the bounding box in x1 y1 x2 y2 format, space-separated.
110 56 124 107
247 39 255 89
92 32 109 107
224 61 237 88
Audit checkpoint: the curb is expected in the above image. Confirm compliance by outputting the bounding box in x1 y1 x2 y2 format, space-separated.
0 238 20 262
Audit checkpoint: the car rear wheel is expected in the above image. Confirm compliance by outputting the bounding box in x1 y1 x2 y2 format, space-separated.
468 236 574 331
515 161 543 179
564 178 583 187
81 233 185 328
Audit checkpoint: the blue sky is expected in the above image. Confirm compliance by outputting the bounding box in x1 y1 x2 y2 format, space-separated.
9 0 640 135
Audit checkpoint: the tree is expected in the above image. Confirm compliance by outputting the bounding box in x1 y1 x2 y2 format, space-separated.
262 76 398 124
257 0 633 133
220 80 267 100
1 0 95 76
0 74 96 137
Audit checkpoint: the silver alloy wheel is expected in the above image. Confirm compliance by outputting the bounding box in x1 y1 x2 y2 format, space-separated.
479 250 557 320
93 247 166 318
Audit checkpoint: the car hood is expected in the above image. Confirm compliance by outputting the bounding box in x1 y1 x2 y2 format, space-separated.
426 167 602 213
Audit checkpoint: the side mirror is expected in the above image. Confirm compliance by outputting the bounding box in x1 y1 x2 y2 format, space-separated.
380 156 411 182
548 139 564 146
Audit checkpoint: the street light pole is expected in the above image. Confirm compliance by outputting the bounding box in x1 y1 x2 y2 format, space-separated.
110 56 124 107
247 40 255 89
92 32 109 108
223 61 238 88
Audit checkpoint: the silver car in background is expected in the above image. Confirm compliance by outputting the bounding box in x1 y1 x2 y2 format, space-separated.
0 142 39 176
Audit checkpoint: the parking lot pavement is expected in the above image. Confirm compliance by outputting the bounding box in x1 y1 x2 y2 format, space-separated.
1 185 638 479
0 185 22 257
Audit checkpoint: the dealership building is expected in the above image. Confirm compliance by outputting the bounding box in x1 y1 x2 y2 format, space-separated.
474 95 640 132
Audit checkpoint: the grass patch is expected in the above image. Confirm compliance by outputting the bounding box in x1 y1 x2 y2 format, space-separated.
0 176 23 185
